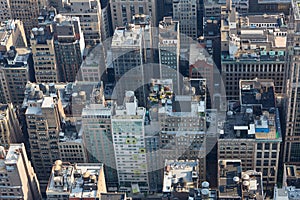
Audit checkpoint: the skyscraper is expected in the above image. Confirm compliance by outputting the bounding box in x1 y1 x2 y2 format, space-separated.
46 161 107 199
23 83 63 190
0 20 27 53
0 47 33 105
284 0 300 164
111 17 152 106
221 6 287 100
158 17 180 94
62 0 103 46
0 0 11 21
9 0 41 40
30 26 58 83
173 0 198 39
53 15 85 82
0 144 42 200
82 103 118 189
111 91 149 192
218 78 282 188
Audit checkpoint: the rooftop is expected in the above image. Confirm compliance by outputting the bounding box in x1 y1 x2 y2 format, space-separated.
159 17 179 43
46 161 105 198
111 25 142 48
221 11 287 62
218 159 242 199
149 78 206 119
274 186 300 200
220 78 281 141
241 170 264 200
30 26 53 44
0 144 27 173
284 164 300 188
1 47 31 68
0 20 24 48
240 78 276 109
101 193 129 200
163 159 199 193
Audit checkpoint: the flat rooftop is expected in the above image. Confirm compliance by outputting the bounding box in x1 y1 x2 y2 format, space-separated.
221 11 287 62
3 144 23 165
240 79 275 109
220 79 281 141
285 164 300 188
218 160 242 199
163 160 199 193
111 25 142 48
46 162 104 198
159 17 179 43
241 170 264 200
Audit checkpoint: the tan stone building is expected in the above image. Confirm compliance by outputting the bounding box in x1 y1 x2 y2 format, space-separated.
62 0 103 46
0 20 27 53
0 103 23 149
0 144 42 200
0 47 32 105
10 0 40 40
218 79 282 189
220 6 287 100
110 0 157 29
30 26 58 83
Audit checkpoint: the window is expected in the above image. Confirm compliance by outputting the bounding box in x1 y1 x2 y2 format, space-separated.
257 143 262 150
256 160 261 166
265 143 270 150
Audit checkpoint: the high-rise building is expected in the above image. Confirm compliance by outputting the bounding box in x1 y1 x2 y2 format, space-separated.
221 7 287 100
0 47 33 105
173 0 198 39
110 0 157 29
0 103 23 149
62 0 103 46
21 82 98 194
23 82 64 190
284 0 300 165
82 103 118 189
25 88 61 187
158 17 180 94
0 144 42 200
189 43 214 97
146 78 208 189
274 164 300 199
0 20 27 53
218 78 282 188
53 14 85 82
9 0 40 40
99 0 113 40
111 91 149 192
46 161 107 199
111 17 152 106
30 26 58 83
